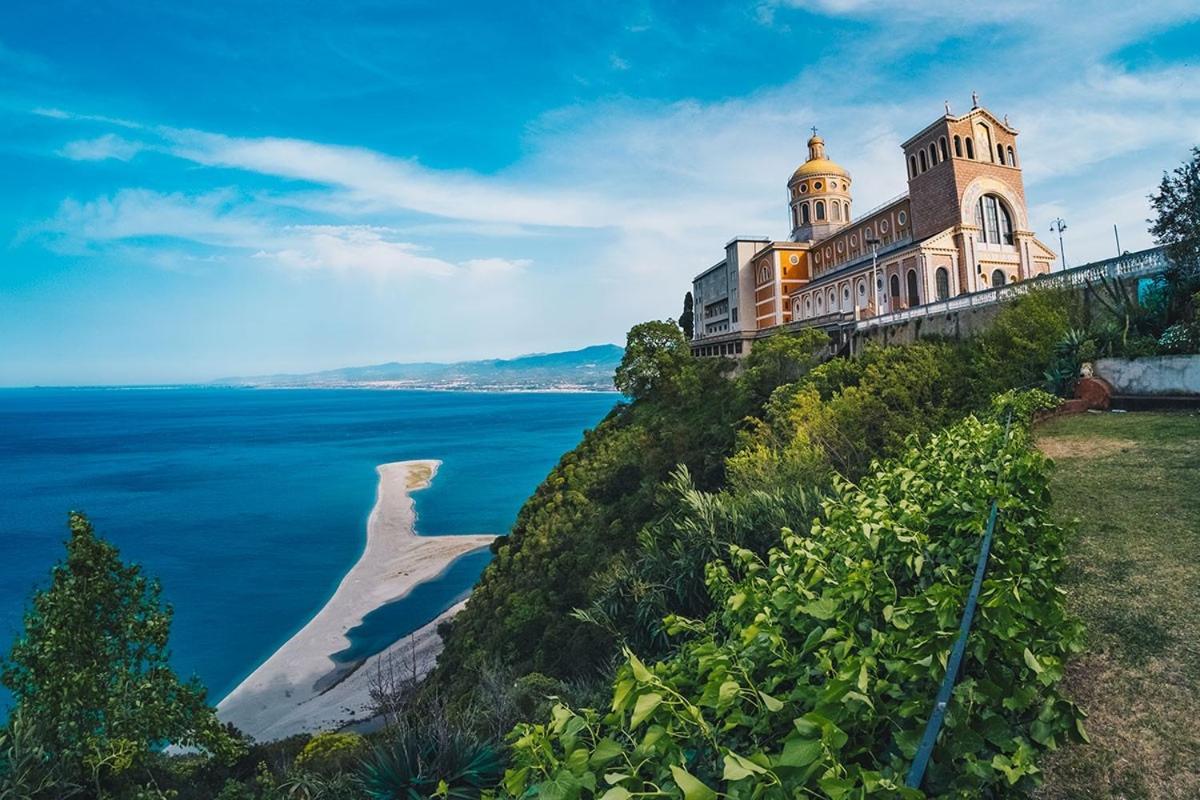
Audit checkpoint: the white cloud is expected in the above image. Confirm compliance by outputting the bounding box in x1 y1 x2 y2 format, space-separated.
254 226 457 278
41 189 523 280
60 134 147 162
163 129 609 230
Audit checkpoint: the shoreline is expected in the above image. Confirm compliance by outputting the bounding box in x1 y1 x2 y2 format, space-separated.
216 460 495 741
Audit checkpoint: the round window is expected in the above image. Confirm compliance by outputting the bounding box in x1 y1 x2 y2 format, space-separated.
837 241 844 253
799 183 808 193
830 181 837 190
814 181 823 190
789 254 800 265
864 225 873 239
851 234 858 246
898 210 908 226
858 281 866 296
843 287 850 300
880 219 890 234
825 247 832 259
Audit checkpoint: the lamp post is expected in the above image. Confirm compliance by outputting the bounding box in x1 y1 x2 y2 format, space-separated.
1050 217 1068 269
866 236 881 316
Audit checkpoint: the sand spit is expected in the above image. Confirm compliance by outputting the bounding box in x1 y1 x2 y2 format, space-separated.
217 461 494 741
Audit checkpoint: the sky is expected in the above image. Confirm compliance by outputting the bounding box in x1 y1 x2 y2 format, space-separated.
1 1 1198 385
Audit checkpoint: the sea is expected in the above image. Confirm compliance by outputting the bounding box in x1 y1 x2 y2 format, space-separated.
0 388 617 711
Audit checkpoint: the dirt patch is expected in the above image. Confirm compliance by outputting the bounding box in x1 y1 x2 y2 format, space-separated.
1037 436 1139 460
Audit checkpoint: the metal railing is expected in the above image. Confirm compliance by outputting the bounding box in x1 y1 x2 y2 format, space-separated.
856 246 1168 331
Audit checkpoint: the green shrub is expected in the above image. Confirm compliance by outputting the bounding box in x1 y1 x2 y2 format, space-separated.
501 393 1083 798
294 732 366 774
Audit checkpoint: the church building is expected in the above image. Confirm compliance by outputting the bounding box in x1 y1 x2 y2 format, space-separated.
690 98 1058 357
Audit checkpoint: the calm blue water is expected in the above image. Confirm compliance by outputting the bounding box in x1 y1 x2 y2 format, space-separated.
0 388 616 710
331 548 494 665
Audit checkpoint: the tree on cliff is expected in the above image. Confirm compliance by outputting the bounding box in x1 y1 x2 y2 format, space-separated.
1 512 240 792
1150 145 1200 315
614 319 694 401
679 291 695 340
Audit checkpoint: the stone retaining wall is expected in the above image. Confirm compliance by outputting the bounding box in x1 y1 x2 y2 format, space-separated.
1094 355 1200 397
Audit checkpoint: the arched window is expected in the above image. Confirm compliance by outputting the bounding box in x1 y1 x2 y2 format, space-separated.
991 269 1006 288
1006 145 1016 166
829 289 837 310
760 265 769 283
792 206 798 228
801 203 811 224
906 269 920 306
889 274 901 303
965 137 975 159
833 202 841 221
935 267 949 301
816 201 826 220
997 143 1006 164
929 143 938 165
919 150 928 172
857 279 867 306
909 155 917 178
843 286 851 308
844 201 850 219
939 136 949 161
816 293 823 312
954 135 963 157
974 194 1015 245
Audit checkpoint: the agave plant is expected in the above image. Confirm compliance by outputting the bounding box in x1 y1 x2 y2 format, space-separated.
359 729 502 800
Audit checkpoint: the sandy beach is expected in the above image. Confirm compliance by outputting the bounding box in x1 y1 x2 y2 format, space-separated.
217 460 495 741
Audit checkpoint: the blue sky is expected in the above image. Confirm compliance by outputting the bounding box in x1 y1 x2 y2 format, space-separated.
2 1 1198 385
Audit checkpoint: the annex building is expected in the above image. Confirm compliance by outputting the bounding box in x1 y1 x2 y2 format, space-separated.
691 98 1058 357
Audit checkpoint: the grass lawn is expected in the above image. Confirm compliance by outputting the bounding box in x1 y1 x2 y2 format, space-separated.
1034 411 1200 800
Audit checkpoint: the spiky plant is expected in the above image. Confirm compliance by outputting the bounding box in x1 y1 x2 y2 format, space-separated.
359 729 502 800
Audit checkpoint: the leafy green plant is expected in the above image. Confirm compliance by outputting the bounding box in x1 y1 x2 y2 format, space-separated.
502 393 1082 798
359 730 502 800
0 709 80 799
294 732 366 774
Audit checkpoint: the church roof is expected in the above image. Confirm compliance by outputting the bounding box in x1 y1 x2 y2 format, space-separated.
790 157 850 180
789 134 849 182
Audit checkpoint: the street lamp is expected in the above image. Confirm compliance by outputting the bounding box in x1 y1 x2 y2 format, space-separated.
865 236 881 316
1049 217 1068 269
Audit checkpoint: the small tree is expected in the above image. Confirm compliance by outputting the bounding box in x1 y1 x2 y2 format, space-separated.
737 328 828 407
1149 146 1200 318
1 512 240 792
614 320 692 401
678 292 695 340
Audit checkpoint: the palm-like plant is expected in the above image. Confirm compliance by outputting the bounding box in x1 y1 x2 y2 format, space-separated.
359 729 502 800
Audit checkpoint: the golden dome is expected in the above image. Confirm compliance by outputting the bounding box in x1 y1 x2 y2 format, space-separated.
789 133 850 184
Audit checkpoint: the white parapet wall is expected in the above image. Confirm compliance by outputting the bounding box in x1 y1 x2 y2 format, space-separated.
1094 355 1200 397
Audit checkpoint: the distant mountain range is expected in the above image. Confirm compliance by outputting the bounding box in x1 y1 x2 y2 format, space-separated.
213 344 624 391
